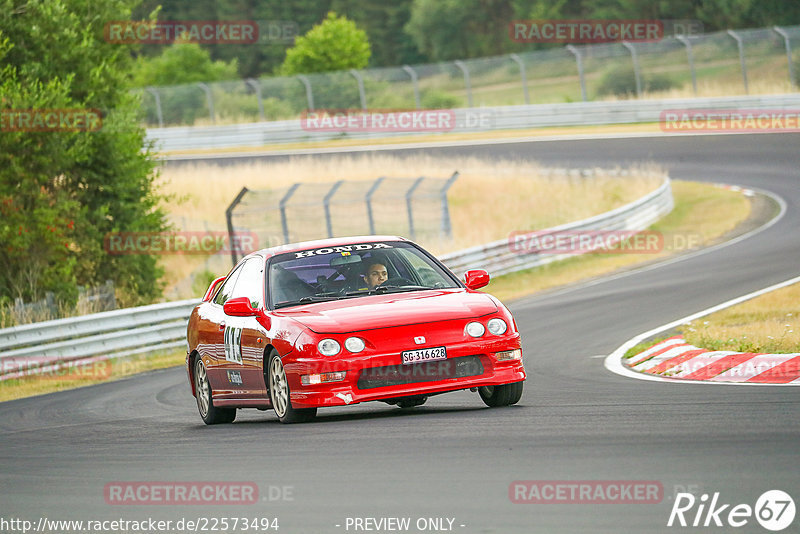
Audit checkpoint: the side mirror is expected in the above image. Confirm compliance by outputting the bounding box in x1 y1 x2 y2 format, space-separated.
223 297 259 317
464 269 490 290
202 276 227 302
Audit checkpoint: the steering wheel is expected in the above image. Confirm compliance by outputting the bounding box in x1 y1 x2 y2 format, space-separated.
380 276 414 288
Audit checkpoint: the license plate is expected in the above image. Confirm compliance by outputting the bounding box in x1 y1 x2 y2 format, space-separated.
401 346 447 365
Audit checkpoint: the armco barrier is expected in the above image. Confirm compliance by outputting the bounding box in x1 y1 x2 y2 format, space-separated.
0 174 672 380
0 299 199 380
148 94 800 153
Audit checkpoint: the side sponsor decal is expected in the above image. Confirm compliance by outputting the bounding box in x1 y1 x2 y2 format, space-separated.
224 326 243 364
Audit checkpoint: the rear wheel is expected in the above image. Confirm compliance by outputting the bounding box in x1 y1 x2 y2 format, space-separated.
267 351 316 424
194 357 236 424
478 382 524 407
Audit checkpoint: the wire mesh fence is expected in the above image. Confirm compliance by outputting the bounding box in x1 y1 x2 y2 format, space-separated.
225 172 459 265
136 25 800 128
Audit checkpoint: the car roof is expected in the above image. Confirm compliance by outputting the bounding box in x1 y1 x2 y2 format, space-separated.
250 235 409 260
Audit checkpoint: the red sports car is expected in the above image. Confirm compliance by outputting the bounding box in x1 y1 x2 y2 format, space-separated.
186 236 525 424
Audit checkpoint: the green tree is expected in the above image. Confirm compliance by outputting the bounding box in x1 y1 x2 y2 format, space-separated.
404 0 515 61
130 42 239 87
0 0 168 308
281 11 371 75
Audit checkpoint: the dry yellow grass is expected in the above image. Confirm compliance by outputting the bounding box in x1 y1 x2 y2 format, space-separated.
0 349 186 403
156 156 662 298
681 282 800 354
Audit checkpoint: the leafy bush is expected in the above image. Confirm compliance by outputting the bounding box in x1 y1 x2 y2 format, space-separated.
421 89 462 109
595 64 677 98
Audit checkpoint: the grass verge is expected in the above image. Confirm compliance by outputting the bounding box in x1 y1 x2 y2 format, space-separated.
679 282 800 354
0 349 186 403
484 180 751 302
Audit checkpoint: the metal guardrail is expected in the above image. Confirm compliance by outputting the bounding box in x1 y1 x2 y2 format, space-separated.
441 173 672 276
0 174 672 380
137 25 800 128
0 299 199 380
149 94 800 153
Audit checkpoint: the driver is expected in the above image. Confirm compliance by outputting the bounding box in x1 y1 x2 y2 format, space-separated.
363 261 388 289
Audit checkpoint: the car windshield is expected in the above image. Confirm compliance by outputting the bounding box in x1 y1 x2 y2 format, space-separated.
267 241 460 309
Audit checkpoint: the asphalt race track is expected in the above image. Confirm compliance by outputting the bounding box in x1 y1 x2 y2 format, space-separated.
1 133 798 533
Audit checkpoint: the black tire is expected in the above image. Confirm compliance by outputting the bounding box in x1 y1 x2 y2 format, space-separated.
194 357 236 424
478 381 524 407
266 351 317 424
397 396 427 409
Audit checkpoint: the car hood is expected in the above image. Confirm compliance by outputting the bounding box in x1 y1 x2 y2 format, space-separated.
275 289 498 334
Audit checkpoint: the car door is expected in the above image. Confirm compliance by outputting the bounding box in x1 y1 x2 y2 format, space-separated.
201 264 243 397
219 256 268 398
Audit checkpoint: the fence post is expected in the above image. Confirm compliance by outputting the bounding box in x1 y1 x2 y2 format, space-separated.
509 54 530 105
440 171 459 238
296 75 314 111
196 82 215 124
402 65 421 109
365 177 384 235
145 87 164 127
279 183 301 244
566 45 588 102
225 187 249 266
349 69 368 111
621 41 642 98
773 26 796 87
245 78 265 121
726 30 749 94
676 36 698 95
453 60 473 107
323 180 344 238
406 177 425 240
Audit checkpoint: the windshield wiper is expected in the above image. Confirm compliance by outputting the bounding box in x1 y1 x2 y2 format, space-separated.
273 295 341 308
373 285 431 294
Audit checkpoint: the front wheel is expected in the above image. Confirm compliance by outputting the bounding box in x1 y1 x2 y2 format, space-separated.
194 357 236 424
478 381 524 407
267 352 317 424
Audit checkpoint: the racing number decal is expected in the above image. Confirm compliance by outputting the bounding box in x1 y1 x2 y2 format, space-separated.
223 326 243 364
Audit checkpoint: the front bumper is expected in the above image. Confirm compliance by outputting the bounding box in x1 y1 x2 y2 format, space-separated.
284 336 525 408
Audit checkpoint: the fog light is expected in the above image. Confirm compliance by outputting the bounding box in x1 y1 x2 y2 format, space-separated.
301 371 347 386
495 349 522 361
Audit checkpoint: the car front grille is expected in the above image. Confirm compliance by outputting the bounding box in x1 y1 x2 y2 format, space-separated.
356 355 484 390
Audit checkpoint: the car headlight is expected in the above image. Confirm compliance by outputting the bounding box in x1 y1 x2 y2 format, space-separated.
317 338 341 356
344 337 365 353
466 321 485 337
487 318 508 335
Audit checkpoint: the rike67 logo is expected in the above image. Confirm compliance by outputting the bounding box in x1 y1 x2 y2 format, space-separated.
668 490 795 531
